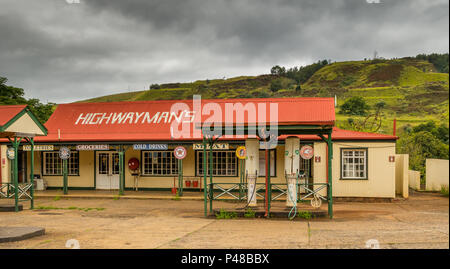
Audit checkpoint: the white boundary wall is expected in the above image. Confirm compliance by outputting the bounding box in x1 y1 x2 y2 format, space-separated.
426 159 449 191
408 170 421 191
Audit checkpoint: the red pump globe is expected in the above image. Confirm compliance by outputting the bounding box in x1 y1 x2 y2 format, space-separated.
128 158 140 170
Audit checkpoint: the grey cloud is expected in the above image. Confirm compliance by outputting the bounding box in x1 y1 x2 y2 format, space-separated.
0 0 448 103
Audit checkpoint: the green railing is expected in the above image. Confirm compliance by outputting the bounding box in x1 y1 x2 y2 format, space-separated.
207 182 330 217
0 182 34 201
208 182 328 202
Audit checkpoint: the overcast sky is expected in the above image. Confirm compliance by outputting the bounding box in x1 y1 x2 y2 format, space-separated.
0 0 448 103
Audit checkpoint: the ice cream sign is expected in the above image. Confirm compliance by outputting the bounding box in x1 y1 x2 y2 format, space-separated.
75 110 196 125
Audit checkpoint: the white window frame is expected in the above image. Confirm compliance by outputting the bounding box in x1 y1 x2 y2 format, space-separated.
196 150 238 177
141 151 178 176
42 151 79 176
341 148 368 180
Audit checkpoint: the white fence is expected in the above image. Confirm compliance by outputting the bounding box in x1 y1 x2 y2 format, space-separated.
426 159 449 191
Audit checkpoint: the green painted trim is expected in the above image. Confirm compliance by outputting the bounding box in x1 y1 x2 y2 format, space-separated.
339 147 369 180
0 106 48 135
140 150 179 177
93 151 96 189
123 187 203 192
194 149 239 177
46 186 96 190
40 151 80 177
0 107 27 131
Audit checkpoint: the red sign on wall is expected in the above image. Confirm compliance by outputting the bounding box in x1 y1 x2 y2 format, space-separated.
389 156 395 162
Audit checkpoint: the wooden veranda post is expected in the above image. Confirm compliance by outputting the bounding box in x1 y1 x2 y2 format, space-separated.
203 136 207 217
327 132 333 219
178 158 183 196
12 137 20 212
118 146 125 196
209 138 213 214
63 158 68 195
29 138 35 209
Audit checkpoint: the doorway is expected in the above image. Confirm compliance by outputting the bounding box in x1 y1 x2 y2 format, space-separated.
18 151 27 183
96 151 120 190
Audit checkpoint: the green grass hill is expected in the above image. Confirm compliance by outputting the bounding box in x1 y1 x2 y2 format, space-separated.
80 57 449 135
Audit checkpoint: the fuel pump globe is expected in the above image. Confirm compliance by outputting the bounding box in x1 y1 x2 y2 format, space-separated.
128 158 140 171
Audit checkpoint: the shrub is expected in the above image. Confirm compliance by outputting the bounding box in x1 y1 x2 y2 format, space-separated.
440 186 449 197
215 209 237 219
270 79 283 92
340 96 371 116
244 208 256 218
298 211 312 220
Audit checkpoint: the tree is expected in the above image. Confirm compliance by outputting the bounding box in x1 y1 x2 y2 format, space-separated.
0 76 55 123
412 121 449 145
270 79 283 92
270 65 286 76
150 84 160 90
340 96 370 116
397 131 449 178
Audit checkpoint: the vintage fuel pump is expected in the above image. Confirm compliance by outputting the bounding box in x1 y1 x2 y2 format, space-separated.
285 137 300 207
128 158 140 191
245 138 259 207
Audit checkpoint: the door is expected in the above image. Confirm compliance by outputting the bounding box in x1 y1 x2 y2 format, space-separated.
96 151 120 190
18 151 27 183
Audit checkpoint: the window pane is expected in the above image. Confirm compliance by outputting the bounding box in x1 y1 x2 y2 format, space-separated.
342 149 367 179
142 151 178 175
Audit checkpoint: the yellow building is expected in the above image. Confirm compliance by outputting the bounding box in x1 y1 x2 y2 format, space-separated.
1 98 398 202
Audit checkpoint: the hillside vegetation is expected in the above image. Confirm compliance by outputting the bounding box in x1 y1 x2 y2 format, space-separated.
81 56 449 136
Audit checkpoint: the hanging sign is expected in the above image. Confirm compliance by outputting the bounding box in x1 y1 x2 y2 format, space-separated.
300 145 314 160
133 144 168 150
193 143 229 150
59 147 71 160
6 148 15 160
174 146 187 160
235 146 247 159
76 144 109 151
23 145 54 151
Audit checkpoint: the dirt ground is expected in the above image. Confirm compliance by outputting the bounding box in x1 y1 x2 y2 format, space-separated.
0 191 448 249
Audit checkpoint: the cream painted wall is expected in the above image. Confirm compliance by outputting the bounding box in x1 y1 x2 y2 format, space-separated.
23 141 397 198
395 154 409 198
1 145 11 183
409 170 421 191
313 142 328 197
124 145 286 189
314 141 396 198
5 113 45 136
28 150 95 188
426 159 449 191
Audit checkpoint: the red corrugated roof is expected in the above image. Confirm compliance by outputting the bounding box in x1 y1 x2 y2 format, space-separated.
278 127 398 141
0 105 27 126
36 97 337 142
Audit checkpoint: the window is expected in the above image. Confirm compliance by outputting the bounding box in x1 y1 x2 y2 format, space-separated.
142 151 178 176
196 151 237 176
341 148 367 179
258 150 275 177
43 151 79 176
